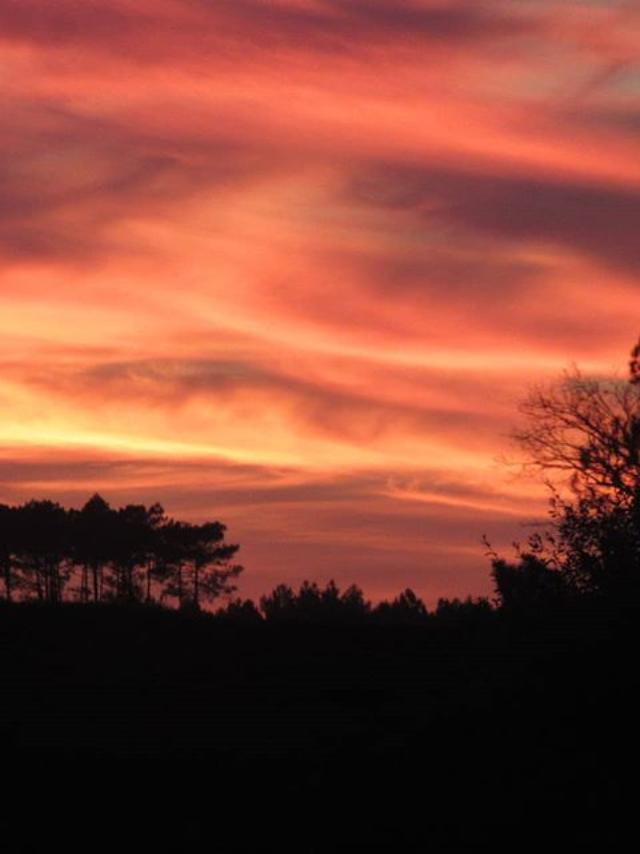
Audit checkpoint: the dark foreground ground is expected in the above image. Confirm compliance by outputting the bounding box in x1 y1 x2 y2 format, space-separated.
1 600 638 850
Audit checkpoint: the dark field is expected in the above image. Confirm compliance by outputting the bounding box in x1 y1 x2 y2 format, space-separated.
2 601 638 850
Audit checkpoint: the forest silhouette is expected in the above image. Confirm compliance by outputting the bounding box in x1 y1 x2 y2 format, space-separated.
2 341 640 848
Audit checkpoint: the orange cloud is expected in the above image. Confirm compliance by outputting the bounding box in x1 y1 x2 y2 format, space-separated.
1 0 638 601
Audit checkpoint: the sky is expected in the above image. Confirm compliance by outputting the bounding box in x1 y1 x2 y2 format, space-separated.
1 0 639 602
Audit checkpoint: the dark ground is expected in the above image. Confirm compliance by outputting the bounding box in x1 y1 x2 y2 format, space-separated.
1 600 638 849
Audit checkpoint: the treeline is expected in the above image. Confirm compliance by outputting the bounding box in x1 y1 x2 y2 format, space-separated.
3 484 640 622
227 582 492 625
0 495 241 608
0 493 492 622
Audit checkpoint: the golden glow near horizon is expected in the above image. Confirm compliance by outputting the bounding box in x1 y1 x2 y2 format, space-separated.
1 1 639 600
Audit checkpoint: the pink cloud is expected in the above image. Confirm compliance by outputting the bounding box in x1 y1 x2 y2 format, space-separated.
0 0 637 601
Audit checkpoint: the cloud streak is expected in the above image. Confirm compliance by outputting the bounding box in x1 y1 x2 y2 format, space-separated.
0 0 638 601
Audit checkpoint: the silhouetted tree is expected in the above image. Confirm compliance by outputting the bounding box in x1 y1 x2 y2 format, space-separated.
17 501 71 603
490 551 570 611
216 597 263 623
109 504 158 602
550 488 640 597
0 503 17 601
157 520 192 607
187 522 242 610
513 355 640 505
259 583 297 621
259 580 370 623
0 495 242 610
158 520 242 610
373 588 429 624
494 339 640 604
339 583 372 620
142 503 167 602
435 596 493 623
70 494 116 602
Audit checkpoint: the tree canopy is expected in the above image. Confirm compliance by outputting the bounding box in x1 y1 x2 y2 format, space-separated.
0 494 242 608
492 337 640 607
513 364 640 504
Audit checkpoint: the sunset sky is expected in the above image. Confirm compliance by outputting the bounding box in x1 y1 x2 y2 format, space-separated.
1 0 639 601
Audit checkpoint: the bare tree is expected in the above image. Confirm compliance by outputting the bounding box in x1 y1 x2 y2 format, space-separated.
491 339 640 602
513 355 640 506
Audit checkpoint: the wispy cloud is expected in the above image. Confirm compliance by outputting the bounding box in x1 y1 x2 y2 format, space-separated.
0 0 637 600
